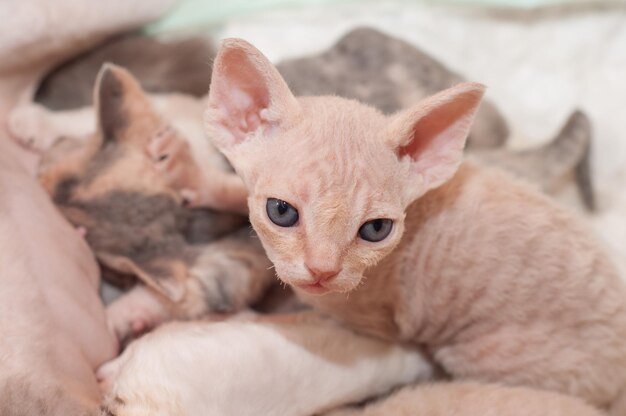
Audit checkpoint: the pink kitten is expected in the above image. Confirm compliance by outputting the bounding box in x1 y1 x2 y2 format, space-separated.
206 39 626 414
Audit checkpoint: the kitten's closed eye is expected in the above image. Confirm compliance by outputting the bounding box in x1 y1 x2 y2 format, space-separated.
266 198 299 227
359 219 393 242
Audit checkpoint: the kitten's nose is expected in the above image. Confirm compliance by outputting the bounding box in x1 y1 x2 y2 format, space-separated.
305 264 341 282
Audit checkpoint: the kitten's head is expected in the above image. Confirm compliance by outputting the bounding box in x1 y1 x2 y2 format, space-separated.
206 39 484 295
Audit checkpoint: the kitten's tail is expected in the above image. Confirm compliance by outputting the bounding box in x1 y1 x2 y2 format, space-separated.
473 110 595 211
547 110 595 211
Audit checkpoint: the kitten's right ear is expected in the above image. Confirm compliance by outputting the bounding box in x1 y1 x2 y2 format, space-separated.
386 82 485 201
206 39 299 151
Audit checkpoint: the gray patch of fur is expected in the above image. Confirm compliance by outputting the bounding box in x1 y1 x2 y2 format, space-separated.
60 191 245 264
36 35 215 110
52 175 79 204
277 27 510 149
474 110 594 210
97 69 128 142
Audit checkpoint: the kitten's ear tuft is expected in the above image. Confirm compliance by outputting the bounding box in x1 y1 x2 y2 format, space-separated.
387 82 485 198
206 38 299 151
94 63 159 144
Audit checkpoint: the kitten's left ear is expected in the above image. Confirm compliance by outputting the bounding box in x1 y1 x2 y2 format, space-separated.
94 63 161 146
386 82 485 200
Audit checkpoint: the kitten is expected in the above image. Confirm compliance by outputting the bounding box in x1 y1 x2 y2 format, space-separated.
206 39 626 413
18 64 275 345
97 312 432 416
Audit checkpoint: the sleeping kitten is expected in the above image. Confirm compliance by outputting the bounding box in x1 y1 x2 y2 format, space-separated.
97 312 432 416
18 64 275 345
205 39 626 414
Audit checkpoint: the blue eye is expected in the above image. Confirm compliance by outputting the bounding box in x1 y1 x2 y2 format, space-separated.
266 198 299 227
358 219 393 242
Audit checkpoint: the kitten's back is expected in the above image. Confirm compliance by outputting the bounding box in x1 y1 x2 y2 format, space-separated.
278 27 509 149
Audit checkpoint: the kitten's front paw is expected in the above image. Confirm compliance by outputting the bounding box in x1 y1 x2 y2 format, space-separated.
7 104 59 151
96 356 125 394
106 296 162 347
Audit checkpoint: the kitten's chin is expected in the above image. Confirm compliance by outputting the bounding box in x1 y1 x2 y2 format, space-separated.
295 281 331 296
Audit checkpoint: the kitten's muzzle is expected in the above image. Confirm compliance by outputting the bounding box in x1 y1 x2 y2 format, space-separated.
304 264 341 283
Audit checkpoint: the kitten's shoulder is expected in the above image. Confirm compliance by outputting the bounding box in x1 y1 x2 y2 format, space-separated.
412 161 565 219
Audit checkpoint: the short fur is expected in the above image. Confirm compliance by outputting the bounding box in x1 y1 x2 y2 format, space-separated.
206 39 626 413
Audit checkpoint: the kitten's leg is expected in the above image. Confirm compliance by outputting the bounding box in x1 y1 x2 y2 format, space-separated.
105 230 275 344
8 103 95 151
171 228 276 320
179 169 249 214
98 313 432 416
324 382 603 416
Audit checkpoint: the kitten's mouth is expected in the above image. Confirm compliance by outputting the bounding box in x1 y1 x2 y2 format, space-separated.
296 281 330 295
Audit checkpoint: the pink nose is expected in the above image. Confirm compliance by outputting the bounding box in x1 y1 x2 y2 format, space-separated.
305 264 341 282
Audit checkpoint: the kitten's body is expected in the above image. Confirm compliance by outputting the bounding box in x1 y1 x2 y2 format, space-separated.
298 162 626 406
207 39 626 413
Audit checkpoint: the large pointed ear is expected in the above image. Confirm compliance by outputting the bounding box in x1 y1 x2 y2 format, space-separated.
206 38 299 152
94 63 161 146
387 82 485 199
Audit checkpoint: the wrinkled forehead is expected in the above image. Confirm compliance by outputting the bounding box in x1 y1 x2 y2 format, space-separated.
252 101 407 220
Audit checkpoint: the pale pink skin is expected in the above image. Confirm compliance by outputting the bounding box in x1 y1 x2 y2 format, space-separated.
207 39 626 414
0 139 117 414
327 382 604 416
